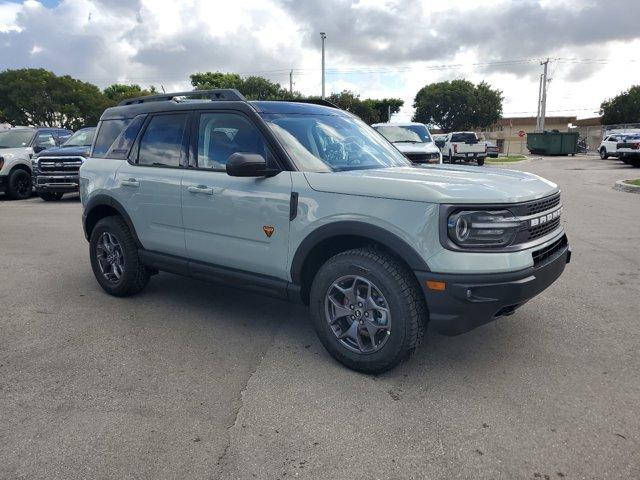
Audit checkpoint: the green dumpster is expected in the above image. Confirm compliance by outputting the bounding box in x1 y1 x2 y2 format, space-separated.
527 131 579 156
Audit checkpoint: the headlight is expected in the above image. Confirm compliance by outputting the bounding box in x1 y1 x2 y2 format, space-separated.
447 210 522 247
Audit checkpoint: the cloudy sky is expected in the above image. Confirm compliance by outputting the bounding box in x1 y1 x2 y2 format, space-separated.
1 0 639 121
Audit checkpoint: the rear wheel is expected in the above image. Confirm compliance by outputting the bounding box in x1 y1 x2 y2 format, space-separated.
630 158 640 168
599 148 608 159
89 216 150 297
309 248 426 373
38 192 64 201
477 158 485 166
6 169 32 200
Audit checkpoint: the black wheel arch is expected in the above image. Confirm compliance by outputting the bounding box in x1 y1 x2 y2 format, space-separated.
290 221 429 303
83 194 142 247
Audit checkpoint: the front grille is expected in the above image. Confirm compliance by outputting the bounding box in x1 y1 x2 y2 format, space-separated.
532 235 568 266
523 193 560 215
38 157 83 174
405 152 439 163
528 216 561 240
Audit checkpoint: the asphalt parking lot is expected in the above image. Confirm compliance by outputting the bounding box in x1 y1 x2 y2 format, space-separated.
1 155 639 480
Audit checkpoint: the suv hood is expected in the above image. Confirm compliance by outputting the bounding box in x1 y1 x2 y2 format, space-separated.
35 145 90 158
393 141 440 154
304 164 558 204
0 146 31 157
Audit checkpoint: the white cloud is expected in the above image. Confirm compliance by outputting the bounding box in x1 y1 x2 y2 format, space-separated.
0 0 639 120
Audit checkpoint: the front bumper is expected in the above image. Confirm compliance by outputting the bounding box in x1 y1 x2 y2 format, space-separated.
33 173 79 193
415 235 571 335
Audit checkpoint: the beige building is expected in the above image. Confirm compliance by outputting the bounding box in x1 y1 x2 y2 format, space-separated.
479 116 576 155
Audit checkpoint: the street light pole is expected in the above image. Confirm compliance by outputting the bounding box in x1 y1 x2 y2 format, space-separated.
320 32 326 99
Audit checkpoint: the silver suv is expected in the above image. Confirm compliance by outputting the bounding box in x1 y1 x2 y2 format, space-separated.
80 89 570 373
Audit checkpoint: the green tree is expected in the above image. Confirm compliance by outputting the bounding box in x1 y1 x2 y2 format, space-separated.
0 68 106 129
326 90 380 124
412 80 503 132
363 98 404 123
190 71 298 100
600 85 640 125
103 84 157 105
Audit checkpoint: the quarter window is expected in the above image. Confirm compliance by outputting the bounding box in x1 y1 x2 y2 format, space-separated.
197 113 268 170
138 114 188 167
105 115 146 159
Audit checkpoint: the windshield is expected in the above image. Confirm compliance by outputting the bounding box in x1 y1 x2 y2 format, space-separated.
63 128 95 147
262 113 411 172
374 125 432 143
0 130 35 148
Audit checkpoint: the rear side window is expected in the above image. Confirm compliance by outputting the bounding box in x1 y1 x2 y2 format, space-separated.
137 114 188 167
93 119 131 158
105 115 146 159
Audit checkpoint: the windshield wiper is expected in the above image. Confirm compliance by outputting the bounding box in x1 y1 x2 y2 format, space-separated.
392 140 422 144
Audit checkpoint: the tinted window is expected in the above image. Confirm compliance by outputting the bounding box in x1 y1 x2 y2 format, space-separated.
35 132 56 149
198 113 268 170
105 115 146 159
451 133 477 142
138 114 188 167
93 119 131 158
63 128 96 147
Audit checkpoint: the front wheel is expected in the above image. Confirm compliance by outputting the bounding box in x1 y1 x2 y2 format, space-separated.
600 148 608 159
89 216 150 297
38 192 64 201
6 169 32 200
309 248 426 373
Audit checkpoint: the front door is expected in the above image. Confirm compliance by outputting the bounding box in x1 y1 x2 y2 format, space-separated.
181 111 292 279
115 112 189 257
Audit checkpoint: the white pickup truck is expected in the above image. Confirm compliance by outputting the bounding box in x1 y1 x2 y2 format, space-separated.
443 132 486 166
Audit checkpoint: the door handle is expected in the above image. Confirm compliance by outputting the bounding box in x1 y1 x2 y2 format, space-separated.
121 178 139 187
187 185 214 195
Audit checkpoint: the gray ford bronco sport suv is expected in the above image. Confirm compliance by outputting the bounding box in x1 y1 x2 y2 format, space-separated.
80 89 570 373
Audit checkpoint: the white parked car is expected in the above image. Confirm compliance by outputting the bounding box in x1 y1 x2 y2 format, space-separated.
599 134 626 159
443 132 487 165
372 122 442 164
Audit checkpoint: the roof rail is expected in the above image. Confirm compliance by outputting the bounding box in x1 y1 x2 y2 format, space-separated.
118 89 246 106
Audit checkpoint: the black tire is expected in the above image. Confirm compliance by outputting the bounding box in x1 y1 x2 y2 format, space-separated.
309 247 426 374
599 148 608 159
6 169 32 200
38 192 64 201
89 216 150 297
477 158 485 166
448 150 454 163
630 159 640 168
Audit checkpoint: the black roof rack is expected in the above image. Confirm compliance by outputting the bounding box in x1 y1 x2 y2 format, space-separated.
288 98 340 109
118 89 246 106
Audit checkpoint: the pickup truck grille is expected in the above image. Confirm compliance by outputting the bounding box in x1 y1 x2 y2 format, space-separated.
405 152 440 163
38 157 84 174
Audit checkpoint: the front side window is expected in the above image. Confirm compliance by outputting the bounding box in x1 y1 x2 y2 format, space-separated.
262 113 410 172
93 119 131 158
0 129 34 148
197 113 268 170
137 114 188 167
374 125 432 144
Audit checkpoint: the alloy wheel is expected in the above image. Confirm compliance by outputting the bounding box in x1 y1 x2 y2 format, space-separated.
324 275 391 354
96 232 125 283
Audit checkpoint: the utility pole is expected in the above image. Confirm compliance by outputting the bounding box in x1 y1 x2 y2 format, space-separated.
539 58 549 132
388 105 391 122
289 70 293 95
535 74 543 132
320 32 326 99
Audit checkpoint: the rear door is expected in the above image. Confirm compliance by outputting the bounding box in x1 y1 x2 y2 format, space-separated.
181 110 292 279
115 112 190 257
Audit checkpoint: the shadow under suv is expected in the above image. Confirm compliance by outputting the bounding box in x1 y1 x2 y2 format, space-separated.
80 89 570 373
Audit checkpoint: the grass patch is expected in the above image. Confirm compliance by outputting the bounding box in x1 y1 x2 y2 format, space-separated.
487 155 527 163
624 179 640 186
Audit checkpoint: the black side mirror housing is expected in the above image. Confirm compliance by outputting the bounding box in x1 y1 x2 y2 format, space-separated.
33 145 46 153
226 153 279 177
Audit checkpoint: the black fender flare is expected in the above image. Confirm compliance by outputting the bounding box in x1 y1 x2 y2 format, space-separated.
289 221 430 284
83 194 142 247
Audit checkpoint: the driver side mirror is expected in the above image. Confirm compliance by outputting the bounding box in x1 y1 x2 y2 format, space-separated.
226 153 279 177
435 140 445 148
33 145 47 153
